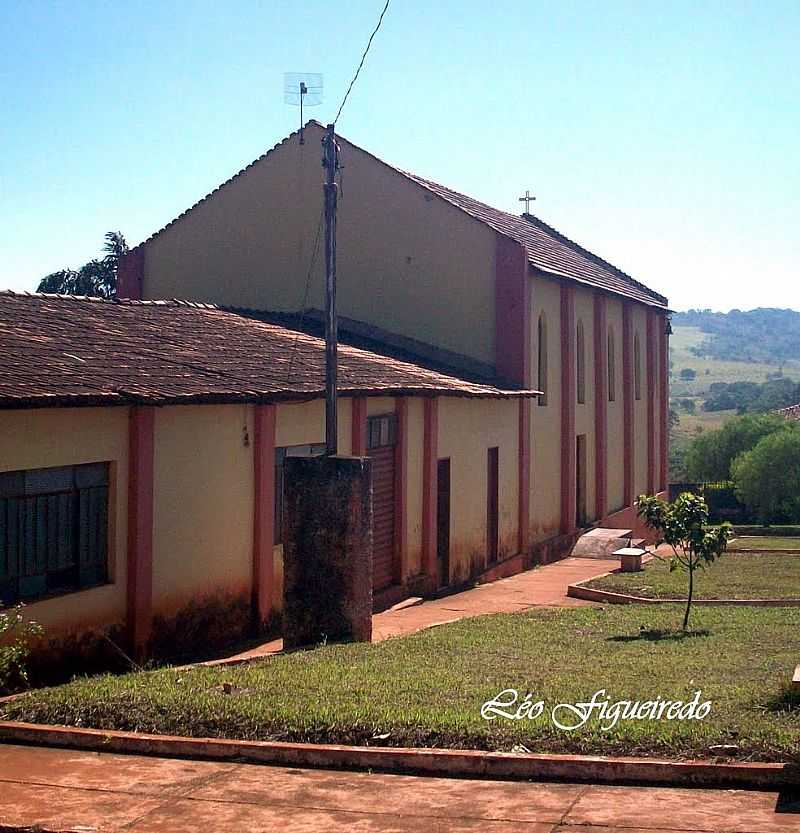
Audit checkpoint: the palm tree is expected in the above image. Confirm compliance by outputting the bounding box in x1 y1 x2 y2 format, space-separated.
37 231 128 299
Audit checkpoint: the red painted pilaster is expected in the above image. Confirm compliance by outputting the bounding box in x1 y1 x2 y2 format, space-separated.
252 404 277 627
394 398 409 582
117 247 145 300
518 398 531 554
421 397 439 581
646 308 657 495
494 235 531 387
126 406 154 658
351 397 367 456
593 292 608 521
659 314 670 491
622 302 635 506
560 283 576 535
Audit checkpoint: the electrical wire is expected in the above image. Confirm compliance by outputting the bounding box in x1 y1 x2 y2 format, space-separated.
333 0 391 125
286 206 325 382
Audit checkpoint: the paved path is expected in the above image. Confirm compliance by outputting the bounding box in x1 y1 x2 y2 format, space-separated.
209 556 621 665
0 744 797 832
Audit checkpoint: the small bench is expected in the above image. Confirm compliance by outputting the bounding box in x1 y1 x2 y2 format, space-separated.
793 665 800 693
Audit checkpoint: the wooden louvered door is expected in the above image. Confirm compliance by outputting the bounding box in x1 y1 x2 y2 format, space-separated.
367 414 398 594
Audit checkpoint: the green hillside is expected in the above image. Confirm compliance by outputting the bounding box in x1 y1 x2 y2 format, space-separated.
668 309 800 481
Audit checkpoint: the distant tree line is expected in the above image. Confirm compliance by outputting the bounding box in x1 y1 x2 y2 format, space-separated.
673 308 800 366
682 413 800 524
702 377 800 413
37 232 127 299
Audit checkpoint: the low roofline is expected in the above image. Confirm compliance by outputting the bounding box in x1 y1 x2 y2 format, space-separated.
0 291 542 410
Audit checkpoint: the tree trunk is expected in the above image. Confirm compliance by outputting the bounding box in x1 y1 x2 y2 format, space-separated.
683 563 694 631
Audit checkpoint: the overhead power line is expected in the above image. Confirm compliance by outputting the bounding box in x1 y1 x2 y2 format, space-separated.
333 0 391 125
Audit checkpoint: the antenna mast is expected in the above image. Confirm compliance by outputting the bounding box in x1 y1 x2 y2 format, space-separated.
284 73 323 144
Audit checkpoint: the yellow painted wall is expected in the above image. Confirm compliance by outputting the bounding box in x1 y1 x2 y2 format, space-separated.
530 276 562 541
0 407 129 634
143 122 498 366
606 297 625 512
574 287 597 523
632 305 649 497
437 398 519 583
151 404 253 615
404 397 424 579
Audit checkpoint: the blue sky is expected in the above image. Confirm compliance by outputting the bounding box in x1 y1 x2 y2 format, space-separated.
1 0 798 312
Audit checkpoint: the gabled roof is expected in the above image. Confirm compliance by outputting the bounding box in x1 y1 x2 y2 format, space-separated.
0 292 538 410
400 172 668 309
133 120 667 309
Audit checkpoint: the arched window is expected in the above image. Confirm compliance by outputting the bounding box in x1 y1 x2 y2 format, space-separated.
634 332 642 401
607 327 616 402
576 319 586 405
537 313 548 406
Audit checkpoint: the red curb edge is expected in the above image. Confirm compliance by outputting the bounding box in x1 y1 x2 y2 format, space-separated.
567 584 800 607
0 721 796 789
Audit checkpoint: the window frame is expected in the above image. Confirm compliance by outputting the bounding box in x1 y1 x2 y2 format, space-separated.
607 327 616 402
576 319 586 405
0 462 111 605
536 313 548 406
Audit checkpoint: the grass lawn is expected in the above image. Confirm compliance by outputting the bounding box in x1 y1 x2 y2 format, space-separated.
583 553 800 600
729 537 800 552
3 605 798 762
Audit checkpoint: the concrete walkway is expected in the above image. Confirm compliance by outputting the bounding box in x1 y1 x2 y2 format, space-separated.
0 743 797 832
210 556 620 665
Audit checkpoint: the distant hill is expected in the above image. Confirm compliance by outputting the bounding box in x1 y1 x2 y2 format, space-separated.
672 308 800 366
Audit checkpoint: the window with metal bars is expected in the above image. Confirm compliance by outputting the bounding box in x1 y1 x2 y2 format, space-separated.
367 414 397 450
0 463 110 605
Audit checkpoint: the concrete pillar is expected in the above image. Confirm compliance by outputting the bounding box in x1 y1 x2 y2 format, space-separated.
283 455 372 649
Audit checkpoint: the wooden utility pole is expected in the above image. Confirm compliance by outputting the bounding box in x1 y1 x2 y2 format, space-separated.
322 123 340 456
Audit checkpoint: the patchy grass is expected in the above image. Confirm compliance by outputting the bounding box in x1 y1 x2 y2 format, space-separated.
3 605 799 762
584 553 800 599
729 537 800 552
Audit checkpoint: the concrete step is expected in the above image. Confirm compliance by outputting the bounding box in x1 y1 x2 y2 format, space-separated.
571 527 634 560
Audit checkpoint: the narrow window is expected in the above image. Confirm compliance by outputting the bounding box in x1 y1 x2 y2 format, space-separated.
634 332 642 401
0 463 109 605
537 313 548 406
607 327 616 402
274 443 326 545
576 319 586 405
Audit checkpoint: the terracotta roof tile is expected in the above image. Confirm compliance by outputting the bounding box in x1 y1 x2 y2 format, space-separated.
0 292 539 410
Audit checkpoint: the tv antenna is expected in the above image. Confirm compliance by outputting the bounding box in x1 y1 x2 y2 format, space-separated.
284 72 323 145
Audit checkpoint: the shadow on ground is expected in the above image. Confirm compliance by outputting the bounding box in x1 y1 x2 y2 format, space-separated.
607 627 712 643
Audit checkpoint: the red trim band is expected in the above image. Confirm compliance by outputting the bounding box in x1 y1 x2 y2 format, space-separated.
117 248 145 300
646 309 657 494
593 292 608 521
351 397 367 456
252 404 277 626
421 398 439 580
126 406 154 657
560 284 576 534
622 302 634 506
495 235 531 387
394 397 408 583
